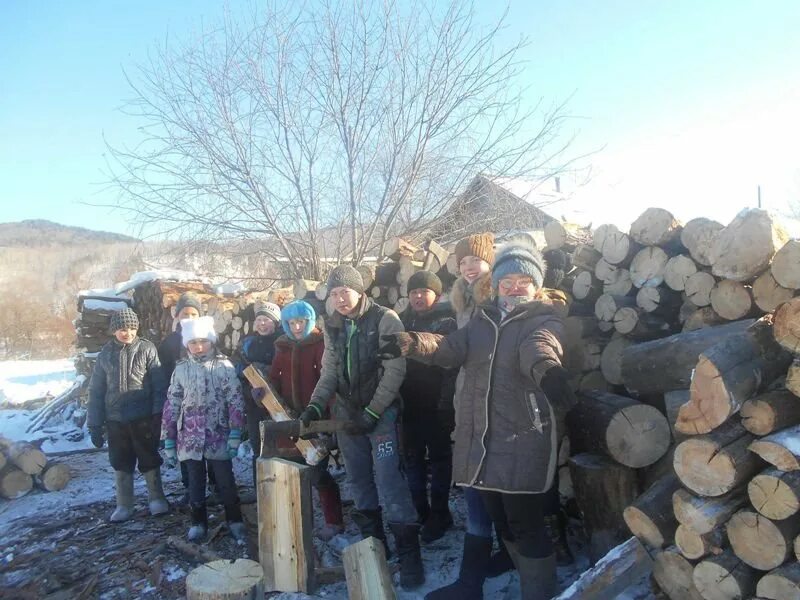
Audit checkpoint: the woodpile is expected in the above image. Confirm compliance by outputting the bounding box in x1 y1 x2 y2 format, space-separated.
0 435 71 499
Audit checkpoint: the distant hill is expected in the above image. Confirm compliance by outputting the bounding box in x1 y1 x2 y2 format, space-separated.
0 219 140 247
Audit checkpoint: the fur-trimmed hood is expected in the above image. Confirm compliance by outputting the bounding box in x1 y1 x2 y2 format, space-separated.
450 273 493 325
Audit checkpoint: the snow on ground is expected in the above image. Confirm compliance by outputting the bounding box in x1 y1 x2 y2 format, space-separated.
0 359 76 405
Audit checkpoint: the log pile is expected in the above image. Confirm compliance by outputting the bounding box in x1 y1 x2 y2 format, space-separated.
0 435 71 499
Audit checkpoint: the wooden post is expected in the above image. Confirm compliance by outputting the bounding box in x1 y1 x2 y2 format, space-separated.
257 458 315 593
342 537 396 600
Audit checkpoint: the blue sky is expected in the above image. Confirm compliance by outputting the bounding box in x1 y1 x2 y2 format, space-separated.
1 1 799 235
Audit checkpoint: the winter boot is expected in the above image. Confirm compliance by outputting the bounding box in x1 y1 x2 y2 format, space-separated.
352 508 391 558
143 469 170 516
544 512 574 566
228 521 247 543
505 540 557 600
316 484 344 541
486 536 515 578
421 509 453 543
389 523 425 588
188 503 208 541
110 471 135 522
425 533 492 600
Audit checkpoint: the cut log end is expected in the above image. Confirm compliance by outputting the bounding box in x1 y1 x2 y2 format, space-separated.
185 558 264 600
727 509 800 571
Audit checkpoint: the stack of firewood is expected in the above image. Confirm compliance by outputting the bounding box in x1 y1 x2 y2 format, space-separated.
74 296 133 354
0 435 71 499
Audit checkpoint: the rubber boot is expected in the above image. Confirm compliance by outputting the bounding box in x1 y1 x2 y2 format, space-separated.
505 540 557 600
143 469 170 516
544 513 574 566
352 508 391 558
188 503 208 541
486 536 515 578
425 533 491 600
110 471 135 522
389 523 425 588
316 484 344 541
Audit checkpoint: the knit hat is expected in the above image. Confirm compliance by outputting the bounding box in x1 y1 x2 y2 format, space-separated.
454 232 495 265
181 316 217 346
326 265 365 295
407 270 443 296
255 302 281 324
280 300 317 339
491 238 546 290
109 308 139 332
175 292 203 316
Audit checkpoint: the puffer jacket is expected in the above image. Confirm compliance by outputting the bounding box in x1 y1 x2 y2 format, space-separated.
161 351 246 461
408 298 566 494
88 337 166 426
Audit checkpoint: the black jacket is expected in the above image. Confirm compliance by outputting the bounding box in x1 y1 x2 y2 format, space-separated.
234 331 281 380
400 302 457 418
88 337 167 426
158 328 185 384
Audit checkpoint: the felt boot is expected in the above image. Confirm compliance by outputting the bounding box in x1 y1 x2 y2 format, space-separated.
544 512 574 566
506 540 557 600
486 536 515 578
425 533 491 599
389 523 425 588
143 469 169 516
188 503 208 541
109 471 135 522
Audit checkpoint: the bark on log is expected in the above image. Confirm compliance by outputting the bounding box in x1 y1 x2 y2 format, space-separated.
664 390 690 443
35 462 71 492
753 270 795 313
673 420 764 497
623 476 682 549
749 425 800 471
653 548 705 600
727 509 800 571
771 239 800 290
664 255 699 292
0 436 46 475
600 336 634 386
569 453 640 562
674 524 725 560
573 270 603 303
685 271 716 307
630 246 670 288
672 487 748 535
756 562 800 600
678 316 792 435
567 391 671 468
637 286 682 315
0 465 34 499
595 293 636 322
595 257 621 284
773 298 800 354
613 307 673 340
710 208 790 282
681 218 724 267
692 551 759 600
619 319 754 396
185 558 264 600
788 359 800 398
679 299 701 324
630 208 683 247
740 390 800 436
573 244 603 271
710 280 755 321
578 370 610 392
749 468 800 521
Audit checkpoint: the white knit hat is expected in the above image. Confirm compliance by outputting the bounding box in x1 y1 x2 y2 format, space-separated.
181 316 218 347
255 302 282 324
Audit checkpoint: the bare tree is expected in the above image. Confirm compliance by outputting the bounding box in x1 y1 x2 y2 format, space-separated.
106 1 576 280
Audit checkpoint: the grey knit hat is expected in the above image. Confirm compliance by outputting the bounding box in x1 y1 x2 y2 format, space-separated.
326 265 365 295
110 308 139 332
407 270 443 296
255 301 281 324
175 292 202 316
491 240 546 290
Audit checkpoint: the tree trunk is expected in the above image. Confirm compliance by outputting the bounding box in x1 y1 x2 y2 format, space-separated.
0 436 46 475
613 307 673 340
770 239 800 289
0 465 33 499
753 270 795 313
740 390 800 436
623 475 682 549
674 524 725 560
573 270 603 303
727 509 800 571
601 230 642 266
619 319 754 396
773 297 800 354
595 293 636 322
568 453 640 563
710 208 789 282
35 462 71 492
637 286 681 315
684 271 716 307
692 551 759 600
603 268 634 297
709 280 755 321
578 370 610 392
673 420 764 497
653 548 705 600
756 562 800 600
672 487 748 535
630 246 670 288
678 316 792 435
749 425 800 471
664 255 699 291
681 218 723 267
567 391 671 469
573 244 603 271
749 468 800 521
600 336 634 386
185 558 264 600
630 208 683 247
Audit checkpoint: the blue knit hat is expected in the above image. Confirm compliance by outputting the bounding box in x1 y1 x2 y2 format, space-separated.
491 239 546 290
281 301 317 339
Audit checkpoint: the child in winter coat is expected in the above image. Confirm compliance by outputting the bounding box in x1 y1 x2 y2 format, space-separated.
268 300 344 540
161 316 247 542
88 307 169 522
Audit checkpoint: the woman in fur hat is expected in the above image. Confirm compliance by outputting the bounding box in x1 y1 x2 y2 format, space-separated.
380 239 576 600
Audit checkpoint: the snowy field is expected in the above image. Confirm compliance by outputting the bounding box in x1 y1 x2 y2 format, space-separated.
0 359 653 599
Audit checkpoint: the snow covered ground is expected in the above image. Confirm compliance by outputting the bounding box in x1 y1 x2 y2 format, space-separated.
0 359 654 599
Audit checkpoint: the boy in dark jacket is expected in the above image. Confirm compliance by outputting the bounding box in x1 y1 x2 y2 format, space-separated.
400 271 457 543
88 308 169 522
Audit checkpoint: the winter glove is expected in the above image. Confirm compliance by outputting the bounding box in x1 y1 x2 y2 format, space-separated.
540 366 578 411
299 403 324 428
378 332 417 360
346 408 380 435
163 439 178 469
227 429 242 458
89 426 105 448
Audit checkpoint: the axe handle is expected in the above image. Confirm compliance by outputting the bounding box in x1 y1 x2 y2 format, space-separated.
302 420 353 435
